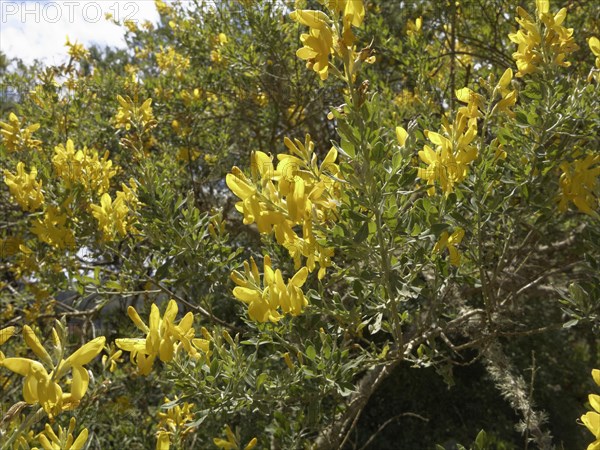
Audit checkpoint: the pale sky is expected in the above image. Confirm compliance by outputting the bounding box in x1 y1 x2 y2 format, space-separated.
0 1 160 66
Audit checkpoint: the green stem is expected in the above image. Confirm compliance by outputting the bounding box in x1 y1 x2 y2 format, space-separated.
1 407 45 450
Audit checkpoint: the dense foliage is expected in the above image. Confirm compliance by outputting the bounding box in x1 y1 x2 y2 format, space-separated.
1 1 599 449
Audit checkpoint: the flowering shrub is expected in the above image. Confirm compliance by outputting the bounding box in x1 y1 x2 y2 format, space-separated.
1 0 599 448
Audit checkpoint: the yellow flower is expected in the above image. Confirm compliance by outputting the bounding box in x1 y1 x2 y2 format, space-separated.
508 7 543 76
0 112 41 152
590 36 600 68
296 26 334 81
589 36 600 82
114 95 155 131
231 255 309 323
52 140 117 195
1 326 105 418
3 162 45 211
582 369 600 449
101 348 124 373
290 10 334 80
115 300 197 375
396 126 408 147
156 46 190 78
406 16 422 37
228 134 339 280
65 36 89 60
417 121 478 196
492 68 518 117
213 425 257 450
433 228 465 266
157 397 195 436
35 417 89 450
31 206 75 249
558 154 600 217
455 87 485 120
508 4 578 77
156 431 171 450
90 183 139 240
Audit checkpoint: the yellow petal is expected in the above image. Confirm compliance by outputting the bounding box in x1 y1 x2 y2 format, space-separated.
592 369 600 387
290 267 309 288
72 428 89 450
290 9 330 29
535 0 549 15
23 325 53 366
253 151 274 180
589 37 600 57
2 357 37 376
66 336 106 367
149 304 160 332
244 438 258 450
163 299 179 325
70 365 90 401
396 126 408 147
455 87 473 104
23 372 39 404
581 411 600 438
0 326 16 346
498 68 513 88
226 172 256 200
213 438 237 450
115 338 147 353
233 287 261 303
156 431 171 450
591 394 600 414
177 311 194 333
38 435 54 450
128 306 150 333
418 145 437 165
159 336 175 362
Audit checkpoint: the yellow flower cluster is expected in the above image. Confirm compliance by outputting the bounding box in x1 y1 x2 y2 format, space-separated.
52 139 117 195
156 46 191 78
418 89 480 196
227 134 339 279
213 425 257 450
508 1 579 77
590 37 600 82
406 16 423 38
433 228 465 266
0 325 105 418
155 397 195 450
115 299 208 375
231 255 309 323
34 417 89 450
3 161 45 211
290 0 366 80
90 179 140 240
65 37 89 60
491 68 518 117
210 33 228 64
582 369 600 450
0 112 41 152
114 95 155 131
31 206 75 249
558 154 600 218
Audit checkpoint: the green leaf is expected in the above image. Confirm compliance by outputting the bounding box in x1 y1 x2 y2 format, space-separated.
475 429 487 449
354 221 369 243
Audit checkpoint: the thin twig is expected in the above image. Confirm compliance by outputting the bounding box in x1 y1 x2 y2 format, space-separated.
357 413 429 450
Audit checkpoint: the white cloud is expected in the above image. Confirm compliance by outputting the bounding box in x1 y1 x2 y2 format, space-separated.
0 1 159 65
